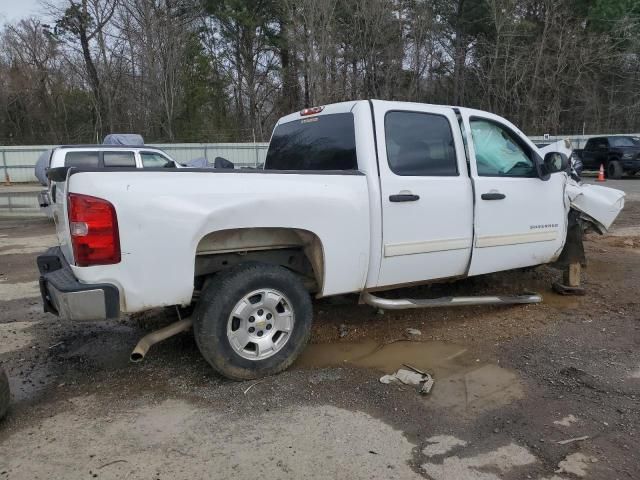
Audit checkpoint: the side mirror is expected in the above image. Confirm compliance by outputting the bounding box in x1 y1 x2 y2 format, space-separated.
543 152 569 175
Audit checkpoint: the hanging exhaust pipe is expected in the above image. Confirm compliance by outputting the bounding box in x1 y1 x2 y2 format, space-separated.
130 318 193 363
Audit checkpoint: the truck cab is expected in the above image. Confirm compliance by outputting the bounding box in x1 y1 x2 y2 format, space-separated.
268 100 569 287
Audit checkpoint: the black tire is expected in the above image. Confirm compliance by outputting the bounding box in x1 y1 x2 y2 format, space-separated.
0 365 9 420
193 262 313 380
607 160 623 179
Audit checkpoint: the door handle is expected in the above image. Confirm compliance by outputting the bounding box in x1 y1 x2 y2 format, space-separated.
481 192 506 200
389 193 420 202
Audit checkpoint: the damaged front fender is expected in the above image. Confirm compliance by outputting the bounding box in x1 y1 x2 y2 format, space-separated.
565 179 625 234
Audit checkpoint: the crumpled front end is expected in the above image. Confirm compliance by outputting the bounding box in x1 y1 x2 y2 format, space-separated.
565 179 625 233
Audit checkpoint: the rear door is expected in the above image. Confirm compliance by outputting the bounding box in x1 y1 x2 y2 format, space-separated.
372 101 473 287
460 111 567 276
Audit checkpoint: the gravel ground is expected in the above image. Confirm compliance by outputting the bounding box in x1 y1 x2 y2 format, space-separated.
0 195 638 479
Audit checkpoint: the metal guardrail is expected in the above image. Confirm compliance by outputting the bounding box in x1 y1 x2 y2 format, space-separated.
0 190 42 217
529 133 640 149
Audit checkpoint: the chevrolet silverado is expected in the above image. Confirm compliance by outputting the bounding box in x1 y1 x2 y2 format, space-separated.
37 100 625 379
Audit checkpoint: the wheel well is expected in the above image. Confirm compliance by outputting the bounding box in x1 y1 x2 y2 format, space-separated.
194 228 325 292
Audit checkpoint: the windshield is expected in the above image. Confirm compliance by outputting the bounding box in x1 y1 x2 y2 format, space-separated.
609 137 637 147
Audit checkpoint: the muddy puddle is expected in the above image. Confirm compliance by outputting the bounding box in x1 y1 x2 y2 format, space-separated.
295 340 523 417
539 290 581 309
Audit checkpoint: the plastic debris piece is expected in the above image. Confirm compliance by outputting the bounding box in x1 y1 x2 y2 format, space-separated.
379 368 434 394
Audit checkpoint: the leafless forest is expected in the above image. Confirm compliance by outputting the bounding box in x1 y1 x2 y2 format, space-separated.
1 0 639 144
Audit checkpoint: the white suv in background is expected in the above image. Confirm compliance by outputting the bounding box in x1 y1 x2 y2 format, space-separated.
38 145 180 217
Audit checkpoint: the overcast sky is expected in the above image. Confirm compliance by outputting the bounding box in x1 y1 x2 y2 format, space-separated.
0 0 48 25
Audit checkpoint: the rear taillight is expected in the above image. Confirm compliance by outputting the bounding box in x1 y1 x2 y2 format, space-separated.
68 193 120 267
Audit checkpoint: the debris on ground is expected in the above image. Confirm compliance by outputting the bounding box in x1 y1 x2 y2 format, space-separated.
553 414 577 427
555 452 598 477
556 435 589 445
623 239 634 247
379 367 434 394
339 324 349 338
405 328 422 336
420 375 435 394
243 380 265 395
380 369 422 385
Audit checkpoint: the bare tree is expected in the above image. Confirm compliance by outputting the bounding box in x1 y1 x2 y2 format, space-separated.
1 0 640 144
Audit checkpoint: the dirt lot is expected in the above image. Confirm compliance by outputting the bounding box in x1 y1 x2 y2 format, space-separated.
0 189 639 479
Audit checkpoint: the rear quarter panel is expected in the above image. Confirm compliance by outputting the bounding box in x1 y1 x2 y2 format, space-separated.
66 171 370 313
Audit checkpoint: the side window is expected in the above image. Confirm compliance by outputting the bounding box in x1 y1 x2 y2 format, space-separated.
470 119 536 177
141 152 175 168
64 151 99 168
384 111 458 176
585 139 595 151
103 151 136 168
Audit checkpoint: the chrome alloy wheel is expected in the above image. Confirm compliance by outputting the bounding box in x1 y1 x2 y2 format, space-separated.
226 288 295 360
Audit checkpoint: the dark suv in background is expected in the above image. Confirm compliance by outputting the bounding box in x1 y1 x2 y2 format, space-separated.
573 136 640 179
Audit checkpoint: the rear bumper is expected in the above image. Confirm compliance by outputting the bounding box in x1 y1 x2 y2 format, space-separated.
37 247 120 321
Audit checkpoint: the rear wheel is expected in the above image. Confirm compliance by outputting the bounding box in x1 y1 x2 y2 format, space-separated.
0 365 9 420
607 160 623 179
194 262 313 380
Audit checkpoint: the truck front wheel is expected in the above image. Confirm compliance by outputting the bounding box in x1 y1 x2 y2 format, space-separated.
194 262 313 380
607 160 623 179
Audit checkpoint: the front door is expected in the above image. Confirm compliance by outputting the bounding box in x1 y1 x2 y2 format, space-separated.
373 101 474 287
461 112 567 276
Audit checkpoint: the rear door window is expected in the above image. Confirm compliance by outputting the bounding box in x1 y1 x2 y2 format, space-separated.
103 151 136 168
384 111 458 176
64 151 100 168
265 113 357 170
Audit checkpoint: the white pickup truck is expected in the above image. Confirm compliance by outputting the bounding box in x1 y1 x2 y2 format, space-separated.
37 100 624 380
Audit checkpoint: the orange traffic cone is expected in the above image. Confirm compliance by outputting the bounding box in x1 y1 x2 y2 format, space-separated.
597 164 606 182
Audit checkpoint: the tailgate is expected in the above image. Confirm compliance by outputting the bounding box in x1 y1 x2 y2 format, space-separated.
48 172 74 264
